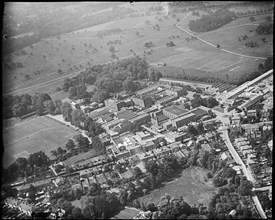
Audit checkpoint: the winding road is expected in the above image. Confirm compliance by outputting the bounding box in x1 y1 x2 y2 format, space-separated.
175 12 267 60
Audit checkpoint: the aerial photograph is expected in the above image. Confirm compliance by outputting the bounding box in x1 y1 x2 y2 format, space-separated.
2 1 273 219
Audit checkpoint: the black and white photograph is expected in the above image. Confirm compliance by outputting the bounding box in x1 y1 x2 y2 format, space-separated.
2 1 273 219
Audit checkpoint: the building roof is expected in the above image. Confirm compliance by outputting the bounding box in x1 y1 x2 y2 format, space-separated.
173 113 196 123
241 124 260 130
156 113 169 122
116 110 138 120
163 105 187 116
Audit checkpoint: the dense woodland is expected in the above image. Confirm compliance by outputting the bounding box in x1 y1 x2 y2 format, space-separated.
188 9 237 33
62 56 162 102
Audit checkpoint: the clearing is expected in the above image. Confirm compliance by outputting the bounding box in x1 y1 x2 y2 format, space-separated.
141 166 218 206
3 115 79 168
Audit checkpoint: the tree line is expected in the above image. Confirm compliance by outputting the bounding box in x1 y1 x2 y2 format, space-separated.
188 9 237 33
2 93 62 119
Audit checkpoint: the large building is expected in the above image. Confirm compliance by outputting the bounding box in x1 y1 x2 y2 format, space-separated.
163 105 188 119
104 98 126 112
132 96 154 108
171 113 196 128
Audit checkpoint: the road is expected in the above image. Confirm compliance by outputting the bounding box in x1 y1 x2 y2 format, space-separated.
175 13 266 60
218 118 267 219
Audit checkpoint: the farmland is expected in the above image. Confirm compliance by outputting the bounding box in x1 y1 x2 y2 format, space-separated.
141 167 218 206
3 3 273 98
3 115 79 168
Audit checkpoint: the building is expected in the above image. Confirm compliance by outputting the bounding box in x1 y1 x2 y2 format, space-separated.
241 124 261 138
104 98 126 112
247 109 257 117
171 113 196 128
166 86 186 97
151 110 169 127
163 105 188 119
231 115 241 126
132 96 154 108
130 113 151 126
164 131 188 142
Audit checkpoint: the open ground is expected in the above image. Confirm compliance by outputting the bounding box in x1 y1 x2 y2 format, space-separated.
141 167 218 206
3 5 273 97
3 115 80 168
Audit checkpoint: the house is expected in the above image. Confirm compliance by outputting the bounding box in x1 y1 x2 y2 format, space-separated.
132 96 154 108
241 123 260 133
231 115 241 126
247 109 257 117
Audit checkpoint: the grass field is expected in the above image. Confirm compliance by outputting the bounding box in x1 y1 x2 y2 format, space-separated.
141 167 218 206
3 115 79 168
3 5 273 97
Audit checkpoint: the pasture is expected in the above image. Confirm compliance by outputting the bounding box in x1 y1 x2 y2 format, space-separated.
141 167 218 206
3 5 273 97
3 115 79 168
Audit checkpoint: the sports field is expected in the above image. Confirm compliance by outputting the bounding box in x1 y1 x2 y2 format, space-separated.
3 115 79 168
141 167 218 206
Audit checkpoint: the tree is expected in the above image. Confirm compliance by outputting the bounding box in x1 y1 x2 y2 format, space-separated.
109 45 116 53
91 136 104 153
74 134 90 149
187 124 198 136
28 151 50 168
266 16 272 22
93 90 110 103
72 207 83 219
133 166 143 178
61 200 73 216
51 150 58 159
122 78 138 93
250 16 256 22
57 147 66 158
238 178 253 196
207 97 219 108
61 102 73 122
28 184 37 202
145 160 159 176
65 139 75 152
44 100 56 115
25 74 30 80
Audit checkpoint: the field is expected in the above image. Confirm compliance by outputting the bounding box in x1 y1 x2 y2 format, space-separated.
141 167 218 206
3 115 79 168
3 3 273 98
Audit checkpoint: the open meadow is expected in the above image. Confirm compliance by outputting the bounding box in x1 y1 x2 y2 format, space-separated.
141 166 218 206
3 115 79 168
3 4 273 97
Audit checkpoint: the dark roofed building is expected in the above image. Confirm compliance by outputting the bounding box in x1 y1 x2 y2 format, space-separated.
163 105 188 119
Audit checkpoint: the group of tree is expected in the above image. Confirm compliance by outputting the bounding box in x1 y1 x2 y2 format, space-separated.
157 66 228 85
245 40 258 48
96 28 123 38
166 41 175 47
191 94 219 109
2 151 50 185
189 9 237 32
256 23 273 35
62 56 150 102
144 41 154 48
2 93 62 119
61 105 105 138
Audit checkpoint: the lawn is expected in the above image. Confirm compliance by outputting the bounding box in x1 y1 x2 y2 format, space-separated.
3 115 79 168
141 167 218 206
